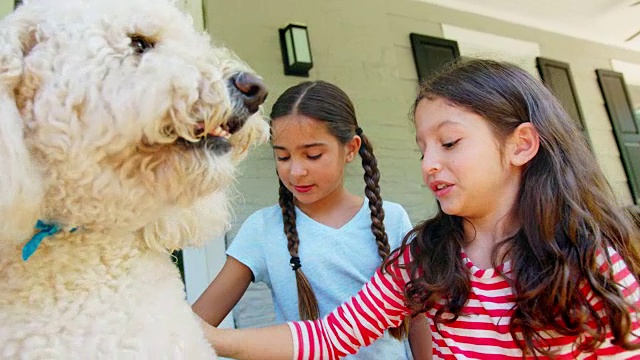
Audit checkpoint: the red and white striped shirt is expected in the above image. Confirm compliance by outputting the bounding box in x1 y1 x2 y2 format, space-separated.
288 247 640 359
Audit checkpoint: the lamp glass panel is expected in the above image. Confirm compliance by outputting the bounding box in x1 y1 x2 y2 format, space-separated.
292 27 311 63
285 29 295 66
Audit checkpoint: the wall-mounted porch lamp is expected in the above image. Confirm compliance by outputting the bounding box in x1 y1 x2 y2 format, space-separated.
279 24 313 77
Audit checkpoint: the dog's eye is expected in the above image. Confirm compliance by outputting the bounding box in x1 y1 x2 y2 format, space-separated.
129 35 154 54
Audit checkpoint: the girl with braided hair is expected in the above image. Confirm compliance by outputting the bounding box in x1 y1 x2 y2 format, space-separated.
193 80 431 360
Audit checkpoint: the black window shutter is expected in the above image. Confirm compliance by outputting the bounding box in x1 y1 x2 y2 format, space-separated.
596 69 640 204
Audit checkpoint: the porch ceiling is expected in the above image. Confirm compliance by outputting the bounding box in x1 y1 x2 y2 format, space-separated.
416 0 640 51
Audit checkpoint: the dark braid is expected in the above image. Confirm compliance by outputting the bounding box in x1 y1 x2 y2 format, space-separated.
358 128 409 339
271 81 409 336
278 179 320 321
357 130 390 261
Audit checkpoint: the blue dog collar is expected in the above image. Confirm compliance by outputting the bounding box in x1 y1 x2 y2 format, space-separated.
22 220 77 261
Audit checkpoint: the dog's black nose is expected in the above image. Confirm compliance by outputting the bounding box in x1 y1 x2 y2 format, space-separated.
231 72 268 114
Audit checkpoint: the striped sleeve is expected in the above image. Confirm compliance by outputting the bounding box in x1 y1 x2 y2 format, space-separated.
287 247 412 360
593 247 640 309
594 247 640 358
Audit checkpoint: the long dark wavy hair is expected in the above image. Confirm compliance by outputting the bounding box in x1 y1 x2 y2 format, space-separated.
271 80 408 339
386 59 640 356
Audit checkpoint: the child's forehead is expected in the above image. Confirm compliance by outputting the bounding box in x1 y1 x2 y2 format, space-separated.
272 114 326 130
415 98 471 128
271 115 335 147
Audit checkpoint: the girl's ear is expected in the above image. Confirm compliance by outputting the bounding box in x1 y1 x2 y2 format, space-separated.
508 122 540 166
344 135 362 163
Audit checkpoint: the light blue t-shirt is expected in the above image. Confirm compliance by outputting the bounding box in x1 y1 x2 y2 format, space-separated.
227 199 414 360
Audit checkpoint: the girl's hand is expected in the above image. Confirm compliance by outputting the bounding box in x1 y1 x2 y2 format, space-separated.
198 316 294 360
197 315 218 345
198 316 236 357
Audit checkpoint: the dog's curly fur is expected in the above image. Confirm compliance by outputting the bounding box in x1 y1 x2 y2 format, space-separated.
0 0 269 358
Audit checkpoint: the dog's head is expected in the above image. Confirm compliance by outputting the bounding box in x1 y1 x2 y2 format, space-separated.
0 0 269 252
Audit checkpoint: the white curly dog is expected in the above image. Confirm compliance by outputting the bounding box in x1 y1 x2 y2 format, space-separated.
0 0 268 358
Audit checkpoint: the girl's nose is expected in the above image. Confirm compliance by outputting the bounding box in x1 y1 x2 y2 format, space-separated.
421 153 441 175
290 161 307 177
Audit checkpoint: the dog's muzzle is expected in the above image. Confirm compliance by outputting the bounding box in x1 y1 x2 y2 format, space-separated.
225 72 268 133
179 72 267 154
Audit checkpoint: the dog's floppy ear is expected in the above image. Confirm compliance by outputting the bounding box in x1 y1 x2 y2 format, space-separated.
0 9 44 246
